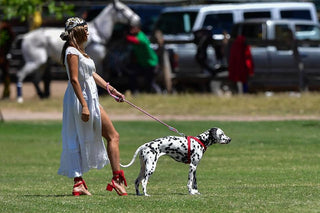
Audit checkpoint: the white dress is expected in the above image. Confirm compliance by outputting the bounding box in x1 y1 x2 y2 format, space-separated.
58 46 109 178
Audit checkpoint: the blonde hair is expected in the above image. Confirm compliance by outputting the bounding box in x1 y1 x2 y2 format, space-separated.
60 25 88 65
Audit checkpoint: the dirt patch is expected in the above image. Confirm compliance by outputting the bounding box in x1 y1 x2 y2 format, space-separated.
1 108 319 122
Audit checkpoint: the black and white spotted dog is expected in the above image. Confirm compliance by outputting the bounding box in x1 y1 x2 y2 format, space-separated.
120 127 231 196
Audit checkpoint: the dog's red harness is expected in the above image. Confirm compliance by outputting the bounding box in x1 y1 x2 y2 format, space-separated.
187 136 207 164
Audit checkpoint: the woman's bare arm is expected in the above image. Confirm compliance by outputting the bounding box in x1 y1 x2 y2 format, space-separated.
93 72 124 101
67 54 90 122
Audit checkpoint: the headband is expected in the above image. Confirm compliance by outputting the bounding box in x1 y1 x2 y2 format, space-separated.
65 17 87 31
60 17 87 41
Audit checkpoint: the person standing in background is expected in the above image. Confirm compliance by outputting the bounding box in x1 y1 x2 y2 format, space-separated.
126 25 161 94
228 35 254 94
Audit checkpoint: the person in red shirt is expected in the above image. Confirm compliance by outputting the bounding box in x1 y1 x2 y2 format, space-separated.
228 35 254 93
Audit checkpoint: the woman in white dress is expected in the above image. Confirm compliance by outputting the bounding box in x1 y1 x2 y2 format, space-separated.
58 17 127 196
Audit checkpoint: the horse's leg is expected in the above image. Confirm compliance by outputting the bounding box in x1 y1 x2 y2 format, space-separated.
43 60 52 98
17 34 48 102
16 61 43 103
32 81 43 98
32 62 51 99
31 65 46 98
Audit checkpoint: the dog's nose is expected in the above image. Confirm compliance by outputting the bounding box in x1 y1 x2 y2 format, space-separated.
228 138 231 143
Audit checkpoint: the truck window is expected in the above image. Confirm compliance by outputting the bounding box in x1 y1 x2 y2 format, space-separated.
295 24 320 41
243 11 271 19
203 13 233 34
275 24 291 40
241 24 263 40
275 24 292 50
280 10 312 21
154 12 198 34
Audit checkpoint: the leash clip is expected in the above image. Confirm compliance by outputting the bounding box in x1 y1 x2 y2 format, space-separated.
169 126 185 137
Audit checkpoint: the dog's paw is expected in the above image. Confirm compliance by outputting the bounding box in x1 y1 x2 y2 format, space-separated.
189 190 201 195
136 192 150 196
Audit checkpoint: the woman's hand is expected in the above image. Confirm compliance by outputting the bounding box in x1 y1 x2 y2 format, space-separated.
112 89 125 102
81 106 90 122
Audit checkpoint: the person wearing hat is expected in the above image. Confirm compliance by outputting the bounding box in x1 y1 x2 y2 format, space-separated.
58 17 127 196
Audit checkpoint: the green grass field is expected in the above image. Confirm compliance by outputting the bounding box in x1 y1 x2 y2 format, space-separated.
0 120 319 212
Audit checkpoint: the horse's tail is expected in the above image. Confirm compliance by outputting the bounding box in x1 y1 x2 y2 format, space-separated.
120 144 145 168
11 34 24 50
9 34 25 66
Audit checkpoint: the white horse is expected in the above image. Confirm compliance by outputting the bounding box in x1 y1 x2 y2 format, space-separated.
16 0 140 103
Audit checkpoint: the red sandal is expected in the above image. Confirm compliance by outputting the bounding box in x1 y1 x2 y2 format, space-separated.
106 170 128 196
72 178 92 196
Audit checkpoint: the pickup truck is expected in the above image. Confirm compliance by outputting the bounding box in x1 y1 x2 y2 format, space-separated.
230 19 320 91
153 2 319 92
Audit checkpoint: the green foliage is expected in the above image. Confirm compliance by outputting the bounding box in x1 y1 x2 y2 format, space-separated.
46 1 74 20
0 120 319 212
0 0 74 21
0 30 10 46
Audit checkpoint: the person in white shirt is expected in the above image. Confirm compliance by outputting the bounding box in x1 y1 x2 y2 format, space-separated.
58 17 127 196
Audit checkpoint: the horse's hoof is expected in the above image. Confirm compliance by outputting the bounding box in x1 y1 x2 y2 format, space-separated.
17 97 24 103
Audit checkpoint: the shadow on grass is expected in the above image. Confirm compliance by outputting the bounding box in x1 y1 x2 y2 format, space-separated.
22 192 190 197
21 194 73 197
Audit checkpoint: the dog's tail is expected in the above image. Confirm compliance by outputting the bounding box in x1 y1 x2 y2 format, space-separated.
120 145 145 168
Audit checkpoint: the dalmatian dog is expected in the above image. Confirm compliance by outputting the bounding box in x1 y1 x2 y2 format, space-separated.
120 127 231 196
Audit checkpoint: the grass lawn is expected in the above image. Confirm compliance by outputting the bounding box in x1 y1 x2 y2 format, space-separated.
0 120 319 212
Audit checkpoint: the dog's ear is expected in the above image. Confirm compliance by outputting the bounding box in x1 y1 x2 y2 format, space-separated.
209 128 218 144
210 128 217 136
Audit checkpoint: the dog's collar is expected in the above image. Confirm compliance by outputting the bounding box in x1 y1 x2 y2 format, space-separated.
186 136 207 164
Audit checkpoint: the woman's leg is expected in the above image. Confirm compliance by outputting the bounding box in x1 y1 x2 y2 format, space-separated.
100 106 127 195
100 105 120 172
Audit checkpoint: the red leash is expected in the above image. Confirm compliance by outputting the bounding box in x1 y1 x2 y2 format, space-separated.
106 83 185 137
